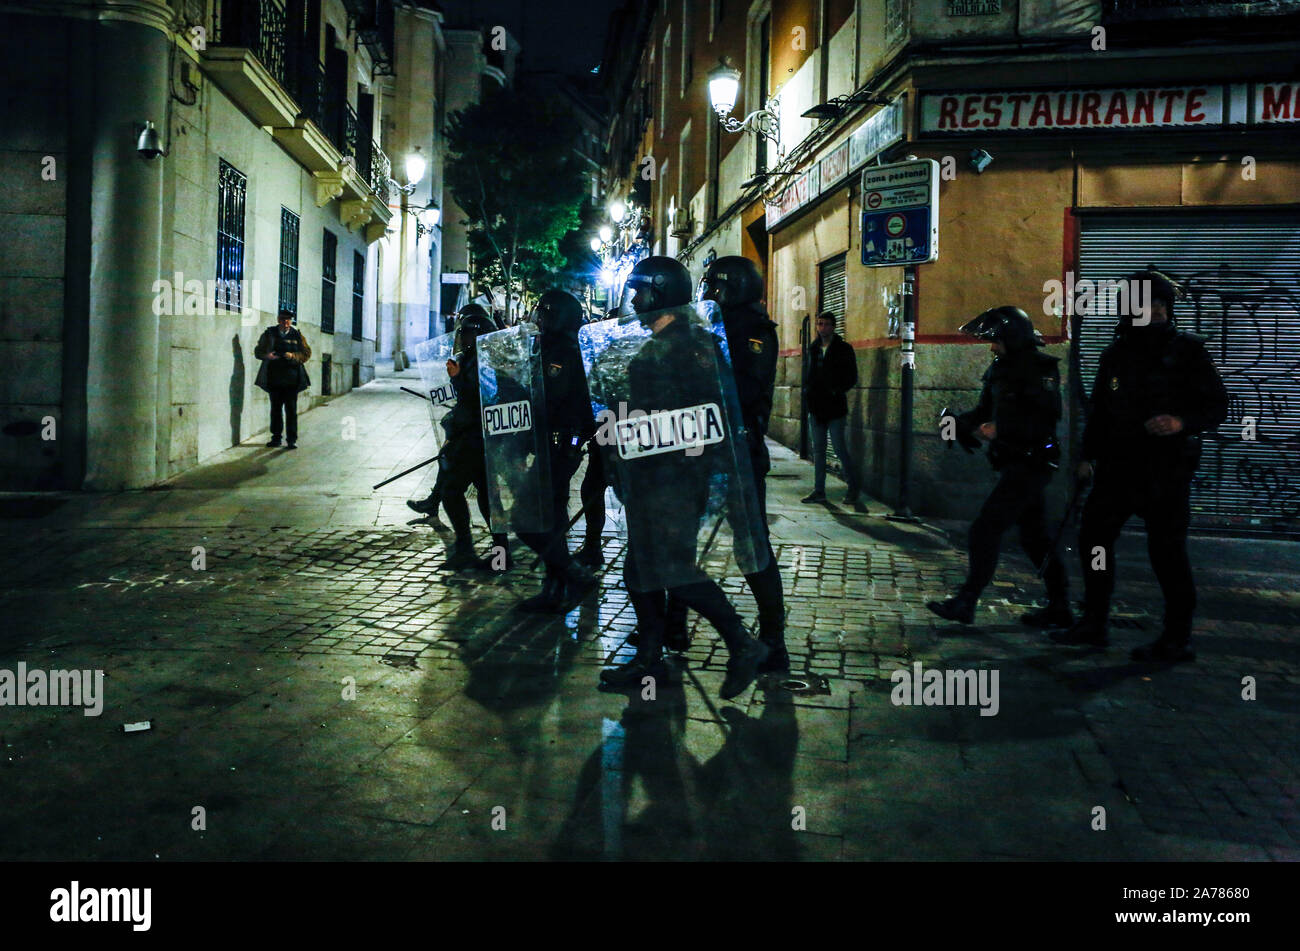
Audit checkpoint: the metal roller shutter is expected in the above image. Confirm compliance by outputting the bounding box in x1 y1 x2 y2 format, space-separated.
819 253 848 335
1075 211 1300 537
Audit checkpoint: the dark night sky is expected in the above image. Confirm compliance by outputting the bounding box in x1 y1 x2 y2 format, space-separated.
439 0 622 76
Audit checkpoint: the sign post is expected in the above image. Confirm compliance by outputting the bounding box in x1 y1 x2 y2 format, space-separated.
861 158 940 519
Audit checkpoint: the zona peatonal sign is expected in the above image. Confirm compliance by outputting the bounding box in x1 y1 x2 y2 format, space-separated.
920 80 1300 133
860 159 939 267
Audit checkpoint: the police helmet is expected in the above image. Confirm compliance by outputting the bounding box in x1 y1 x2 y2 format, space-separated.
533 289 585 338
958 306 1044 351
1123 267 1182 322
453 304 496 359
700 256 764 308
625 256 693 314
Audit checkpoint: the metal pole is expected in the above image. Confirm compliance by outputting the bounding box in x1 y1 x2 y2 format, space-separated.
894 265 917 519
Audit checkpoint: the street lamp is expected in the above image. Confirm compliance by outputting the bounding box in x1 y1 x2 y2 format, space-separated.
708 59 783 163
590 237 603 253
390 146 427 196
598 225 613 244
609 200 626 224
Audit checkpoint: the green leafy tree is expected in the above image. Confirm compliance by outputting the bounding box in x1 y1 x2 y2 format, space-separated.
446 86 588 318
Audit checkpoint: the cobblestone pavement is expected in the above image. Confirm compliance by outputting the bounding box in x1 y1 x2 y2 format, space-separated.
0 373 1296 861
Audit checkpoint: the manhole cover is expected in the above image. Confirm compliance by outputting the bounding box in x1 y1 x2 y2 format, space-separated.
764 672 831 694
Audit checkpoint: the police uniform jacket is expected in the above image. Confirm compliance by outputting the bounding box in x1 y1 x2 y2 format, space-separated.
958 349 1062 470
1081 322 1228 475
721 302 778 436
541 334 596 441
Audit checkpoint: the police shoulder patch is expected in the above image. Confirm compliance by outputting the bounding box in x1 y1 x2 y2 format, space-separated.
1043 376 1058 390
547 363 562 377
1109 376 1120 391
749 338 764 354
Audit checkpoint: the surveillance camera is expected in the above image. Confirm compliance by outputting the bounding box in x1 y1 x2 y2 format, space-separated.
136 121 163 159
969 148 993 173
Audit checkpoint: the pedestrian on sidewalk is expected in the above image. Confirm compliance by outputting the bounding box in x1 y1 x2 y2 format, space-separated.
802 311 864 508
1052 268 1228 662
926 306 1071 628
254 309 311 450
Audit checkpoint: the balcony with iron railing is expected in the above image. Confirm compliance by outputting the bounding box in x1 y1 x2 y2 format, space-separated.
203 0 393 228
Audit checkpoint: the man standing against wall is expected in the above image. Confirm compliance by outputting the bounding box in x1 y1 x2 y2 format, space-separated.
254 309 312 450
803 311 865 510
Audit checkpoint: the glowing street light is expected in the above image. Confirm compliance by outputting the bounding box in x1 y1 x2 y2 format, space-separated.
708 61 741 118
598 225 613 244
609 200 627 224
590 237 603 253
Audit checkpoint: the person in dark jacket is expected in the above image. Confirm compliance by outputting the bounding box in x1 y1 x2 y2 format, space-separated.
803 311 864 507
1053 268 1228 662
254 309 311 449
927 306 1070 626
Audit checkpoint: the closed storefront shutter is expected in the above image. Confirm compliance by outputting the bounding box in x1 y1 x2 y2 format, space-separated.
819 253 847 334
1076 211 1300 536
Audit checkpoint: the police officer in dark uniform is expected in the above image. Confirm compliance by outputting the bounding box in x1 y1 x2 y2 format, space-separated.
661 256 788 670
439 303 510 572
1053 269 1228 662
514 289 599 611
599 256 769 699
927 306 1071 626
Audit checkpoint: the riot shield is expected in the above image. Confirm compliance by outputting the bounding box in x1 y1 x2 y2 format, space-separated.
477 323 553 535
578 302 769 592
411 332 458 453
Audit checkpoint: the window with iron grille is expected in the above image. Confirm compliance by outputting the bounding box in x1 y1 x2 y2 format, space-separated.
321 229 337 334
352 250 365 341
215 159 247 311
819 253 847 336
278 207 300 317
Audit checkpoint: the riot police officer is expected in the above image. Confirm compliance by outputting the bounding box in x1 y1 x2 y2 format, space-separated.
439 304 510 571
661 256 788 671
598 256 769 699
927 306 1071 626
514 289 599 611
1054 269 1228 662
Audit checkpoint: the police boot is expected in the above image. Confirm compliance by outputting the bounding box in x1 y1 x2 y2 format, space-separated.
1051 615 1108 647
926 593 976 625
718 622 769 701
573 535 604 568
1130 636 1195 664
757 619 790 674
559 562 598 605
518 569 565 613
406 488 441 516
1021 600 1074 628
442 539 479 571
599 649 667 690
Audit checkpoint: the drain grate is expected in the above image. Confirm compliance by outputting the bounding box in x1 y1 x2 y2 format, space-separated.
764 671 831 694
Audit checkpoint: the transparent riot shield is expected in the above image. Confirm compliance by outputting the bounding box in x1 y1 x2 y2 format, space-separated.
579 303 769 592
411 332 458 453
477 323 553 535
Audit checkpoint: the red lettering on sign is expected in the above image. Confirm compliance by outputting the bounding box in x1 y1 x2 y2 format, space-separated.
1006 93 1031 127
982 95 1003 127
1184 88 1207 123
961 96 980 129
1261 84 1292 121
1055 93 1079 126
1158 89 1184 124
1079 92 1102 126
1029 94 1053 127
1103 91 1128 126
937 96 959 129
1132 91 1155 125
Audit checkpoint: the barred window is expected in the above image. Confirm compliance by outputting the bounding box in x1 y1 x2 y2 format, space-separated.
351 250 365 341
278 207 300 317
215 159 247 311
321 229 337 334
